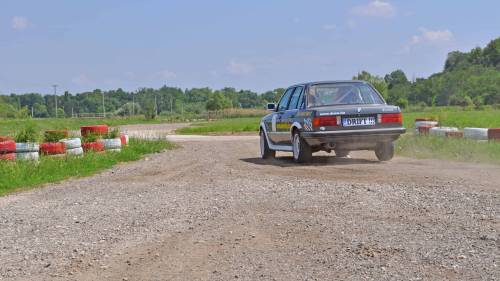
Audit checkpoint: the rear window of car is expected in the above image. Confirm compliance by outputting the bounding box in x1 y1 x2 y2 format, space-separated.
307 83 385 107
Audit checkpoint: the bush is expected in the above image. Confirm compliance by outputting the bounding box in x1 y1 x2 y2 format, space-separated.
15 123 39 143
104 128 120 139
44 131 67 143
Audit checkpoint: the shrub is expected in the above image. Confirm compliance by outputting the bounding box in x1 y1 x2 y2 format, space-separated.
82 133 99 143
43 131 67 143
15 124 39 143
104 128 120 139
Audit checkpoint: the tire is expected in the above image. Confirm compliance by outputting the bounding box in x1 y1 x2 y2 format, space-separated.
120 134 129 146
40 142 66 155
107 148 121 153
0 153 16 161
81 125 109 137
61 138 82 150
66 147 84 156
16 152 39 161
375 142 394 161
335 150 350 158
101 138 122 150
16 142 40 153
0 136 13 142
260 131 275 159
488 128 500 141
0 140 16 154
464 127 489 140
82 141 105 152
429 127 459 137
292 131 312 163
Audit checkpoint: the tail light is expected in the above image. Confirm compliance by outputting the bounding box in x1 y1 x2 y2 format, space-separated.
378 113 403 125
313 116 341 127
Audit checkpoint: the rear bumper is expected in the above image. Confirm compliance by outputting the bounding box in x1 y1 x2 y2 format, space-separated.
301 127 406 149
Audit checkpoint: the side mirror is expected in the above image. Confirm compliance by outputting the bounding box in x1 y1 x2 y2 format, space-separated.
266 103 276 111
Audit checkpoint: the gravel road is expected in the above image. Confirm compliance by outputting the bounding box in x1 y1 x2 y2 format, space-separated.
0 123 498 281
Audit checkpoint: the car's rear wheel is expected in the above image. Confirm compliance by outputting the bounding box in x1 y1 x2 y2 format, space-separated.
292 132 312 163
375 141 394 161
260 130 275 159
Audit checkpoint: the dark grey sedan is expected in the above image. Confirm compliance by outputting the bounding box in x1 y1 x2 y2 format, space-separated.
259 81 406 163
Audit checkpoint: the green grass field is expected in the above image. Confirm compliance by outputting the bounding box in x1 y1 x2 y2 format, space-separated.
176 117 259 134
0 116 168 136
0 139 174 196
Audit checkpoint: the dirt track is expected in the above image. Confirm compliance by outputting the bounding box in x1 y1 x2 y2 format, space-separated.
0 123 498 281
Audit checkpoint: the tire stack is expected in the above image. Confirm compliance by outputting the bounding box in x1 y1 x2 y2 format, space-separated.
40 142 66 156
488 128 500 141
81 125 108 153
429 127 459 137
445 131 464 138
15 142 40 161
415 118 438 135
101 138 122 152
62 138 83 156
464 127 489 141
0 137 16 161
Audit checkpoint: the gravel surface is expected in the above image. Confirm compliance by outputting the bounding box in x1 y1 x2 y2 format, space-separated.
0 123 498 281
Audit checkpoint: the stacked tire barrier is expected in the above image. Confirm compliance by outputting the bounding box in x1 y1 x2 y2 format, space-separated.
120 134 129 146
429 127 459 137
488 128 500 141
415 118 439 134
81 125 108 137
40 142 66 156
101 138 122 152
0 138 16 160
62 138 83 156
464 127 489 141
15 142 40 161
82 141 105 152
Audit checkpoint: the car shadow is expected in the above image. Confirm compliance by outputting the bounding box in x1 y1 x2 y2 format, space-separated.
241 155 379 167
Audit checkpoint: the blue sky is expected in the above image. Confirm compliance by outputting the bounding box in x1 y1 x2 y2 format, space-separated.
1 0 499 94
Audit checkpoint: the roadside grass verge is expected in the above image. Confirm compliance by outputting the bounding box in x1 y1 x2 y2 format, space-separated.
0 117 171 136
396 134 500 164
0 139 175 196
176 117 260 135
403 109 500 129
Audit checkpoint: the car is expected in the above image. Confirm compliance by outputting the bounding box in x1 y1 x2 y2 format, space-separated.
259 80 406 163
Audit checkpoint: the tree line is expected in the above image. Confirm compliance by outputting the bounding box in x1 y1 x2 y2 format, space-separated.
1 37 499 118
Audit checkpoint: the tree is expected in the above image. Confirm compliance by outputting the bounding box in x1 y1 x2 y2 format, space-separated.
206 92 231 111
353 71 389 99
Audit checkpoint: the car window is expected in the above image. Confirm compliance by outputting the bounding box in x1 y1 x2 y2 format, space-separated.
308 83 385 107
287 86 304 110
277 88 294 111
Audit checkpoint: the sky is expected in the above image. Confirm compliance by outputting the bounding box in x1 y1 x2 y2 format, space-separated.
1 0 499 94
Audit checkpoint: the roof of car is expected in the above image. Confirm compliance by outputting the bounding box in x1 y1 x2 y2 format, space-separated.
289 80 368 88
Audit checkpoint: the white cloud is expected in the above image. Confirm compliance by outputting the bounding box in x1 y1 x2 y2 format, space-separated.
11 16 29 31
157 70 177 80
72 74 93 86
227 60 254 75
322 24 337 31
411 28 454 45
351 1 396 18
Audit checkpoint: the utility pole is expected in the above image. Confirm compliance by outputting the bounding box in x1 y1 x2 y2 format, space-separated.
170 97 173 113
154 93 158 116
102 91 106 118
53 84 58 118
132 92 135 116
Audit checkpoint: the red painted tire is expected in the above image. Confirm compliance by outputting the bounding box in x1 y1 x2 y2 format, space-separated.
446 131 464 138
45 130 69 138
120 134 127 146
488 128 500 140
81 125 109 137
0 140 16 154
0 153 16 161
40 142 66 155
417 125 433 136
0 136 13 142
82 141 105 152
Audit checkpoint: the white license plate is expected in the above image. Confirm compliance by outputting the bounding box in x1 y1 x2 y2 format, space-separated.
342 117 376 127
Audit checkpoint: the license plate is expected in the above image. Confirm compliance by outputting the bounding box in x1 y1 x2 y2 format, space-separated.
342 117 376 127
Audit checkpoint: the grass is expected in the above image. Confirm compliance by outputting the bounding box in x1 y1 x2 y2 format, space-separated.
403 109 500 129
0 138 175 196
396 134 500 164
0 116 170 136
176 117 260 134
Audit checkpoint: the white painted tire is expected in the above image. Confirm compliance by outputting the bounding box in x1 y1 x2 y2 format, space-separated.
107 148 121 153
124 135 129 145
429 127 459 137
61 138 82 150
101 138 122 150
15 142 39 153
66 147 84 156
16 152 39 161
464 127 489 140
